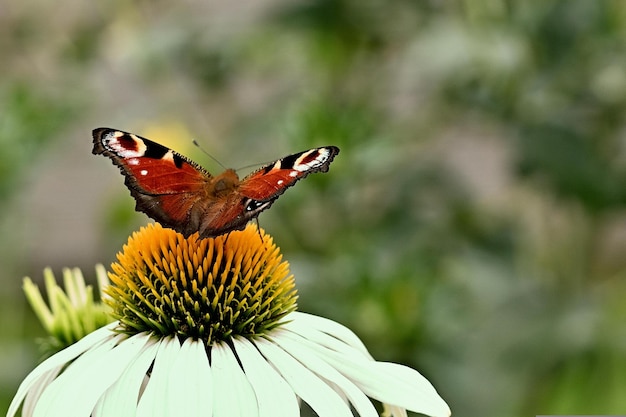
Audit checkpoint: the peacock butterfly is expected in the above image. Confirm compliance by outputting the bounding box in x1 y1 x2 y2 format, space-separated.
92 128 339 238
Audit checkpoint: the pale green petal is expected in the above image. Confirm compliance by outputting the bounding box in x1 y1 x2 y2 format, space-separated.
382 404 408 417
93 334 160 417
255 337 353 417
300 336 450 417
23 368 62 417
136 337 181 417
33 332 148 417
273 329 379 417
211 342 258 417
62 267 87 306
283 312 370 356
232 337 299 417
8 323 118 417
168 338 213 417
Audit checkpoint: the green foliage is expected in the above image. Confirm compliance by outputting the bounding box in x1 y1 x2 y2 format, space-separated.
0 83 76 205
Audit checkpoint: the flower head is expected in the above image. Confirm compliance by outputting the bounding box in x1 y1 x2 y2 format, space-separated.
9 223 450 417
105 222 296 343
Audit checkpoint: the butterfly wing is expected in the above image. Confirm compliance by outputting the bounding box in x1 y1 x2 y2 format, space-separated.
235 145 340 215
92 128 213 236
190 146 339 237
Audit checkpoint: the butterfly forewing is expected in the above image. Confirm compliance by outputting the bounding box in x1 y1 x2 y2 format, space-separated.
92 128 211 195
239 146 339 201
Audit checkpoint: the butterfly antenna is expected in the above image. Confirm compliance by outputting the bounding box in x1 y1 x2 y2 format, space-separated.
233 152 284 172
192 139 227 170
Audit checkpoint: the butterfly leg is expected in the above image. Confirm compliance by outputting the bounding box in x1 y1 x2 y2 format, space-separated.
253 218 265 245
223 230 232 246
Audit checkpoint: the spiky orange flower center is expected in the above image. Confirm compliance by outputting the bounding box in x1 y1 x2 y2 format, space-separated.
105 223 297 345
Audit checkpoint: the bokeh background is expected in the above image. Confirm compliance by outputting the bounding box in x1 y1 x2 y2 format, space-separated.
3 1 626 416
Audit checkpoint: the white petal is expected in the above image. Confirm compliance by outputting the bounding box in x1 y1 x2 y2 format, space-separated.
255 337 353 417
211 342 258 417
283 317 450 417
136 337 181 417
22 368 62 417
283 312 370 357
33 331 149 417
7 322 118 417
300 338 450 417
232 337 299 417
383 404 408 417
167 338 213 417
273 330 378 417
94 334 161 417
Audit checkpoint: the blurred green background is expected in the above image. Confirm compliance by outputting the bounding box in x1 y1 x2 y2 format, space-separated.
3 1 626 416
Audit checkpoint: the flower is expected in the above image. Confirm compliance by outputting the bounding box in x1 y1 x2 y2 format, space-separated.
9 223 451 417
22 265 114 356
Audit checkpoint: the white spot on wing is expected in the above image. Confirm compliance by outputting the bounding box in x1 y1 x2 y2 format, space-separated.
140 169 148 176
277 179 284 185
289 171 298 177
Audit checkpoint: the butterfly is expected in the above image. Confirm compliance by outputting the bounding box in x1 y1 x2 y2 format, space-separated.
92 128 339 239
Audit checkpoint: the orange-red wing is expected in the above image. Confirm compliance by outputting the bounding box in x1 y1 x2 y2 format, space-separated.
93 128 210 195
92 128 210 230
238 146 339 201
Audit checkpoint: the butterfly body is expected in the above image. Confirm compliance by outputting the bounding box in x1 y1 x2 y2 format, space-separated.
92 128 339 238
